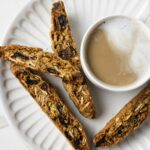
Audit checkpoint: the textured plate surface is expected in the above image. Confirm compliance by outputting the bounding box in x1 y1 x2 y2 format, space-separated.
0 0 150 150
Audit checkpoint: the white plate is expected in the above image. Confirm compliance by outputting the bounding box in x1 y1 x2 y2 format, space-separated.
0 0 150 150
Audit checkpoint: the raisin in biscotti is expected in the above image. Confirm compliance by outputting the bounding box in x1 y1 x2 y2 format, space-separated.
93 83 150 148
11 64 89 150
50 1 95 118
0 45 81 81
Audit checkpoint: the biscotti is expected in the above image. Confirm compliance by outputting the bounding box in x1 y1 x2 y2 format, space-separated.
0 45 81 81
11 64 89 150
50 1 95 118
93 83 150 147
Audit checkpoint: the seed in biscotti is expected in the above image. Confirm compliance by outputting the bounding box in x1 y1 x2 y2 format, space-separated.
58 15 67 28
130 115 139 124
69 46 76 56
74 136 83 149
57 104 63 114
117 126 124 136
47 68 60 75
58 115 70 127
58 50 68 60
65 131 72 140
41 83 49 91
26 78 39 85
29 69 39 75
95 135 106 147
12 52 29 60
15 72 21 78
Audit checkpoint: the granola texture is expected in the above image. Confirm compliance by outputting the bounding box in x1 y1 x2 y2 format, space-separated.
11 64 89 150
50 1 95 118
93 83 150 147
0 45 81 81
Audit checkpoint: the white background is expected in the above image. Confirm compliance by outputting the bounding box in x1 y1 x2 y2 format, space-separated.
0 0 30 149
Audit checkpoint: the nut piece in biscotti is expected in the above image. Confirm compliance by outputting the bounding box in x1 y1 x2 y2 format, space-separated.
93 83 150 147
11 64 89 150
0 45 81 81
50 1 95 118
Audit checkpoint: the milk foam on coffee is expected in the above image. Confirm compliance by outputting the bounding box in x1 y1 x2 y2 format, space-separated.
87 17 150 86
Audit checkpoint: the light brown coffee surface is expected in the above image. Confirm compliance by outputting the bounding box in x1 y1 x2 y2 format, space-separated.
87 28 137 86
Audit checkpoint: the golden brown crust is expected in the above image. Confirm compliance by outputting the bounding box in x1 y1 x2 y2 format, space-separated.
50 1 95 118
0 45 81 81
11 64 89 150
93 83 150 147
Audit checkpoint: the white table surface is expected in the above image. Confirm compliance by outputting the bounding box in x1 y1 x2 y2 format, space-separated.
0 0 31 149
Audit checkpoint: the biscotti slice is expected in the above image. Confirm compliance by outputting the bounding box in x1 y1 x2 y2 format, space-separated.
93 83 150 147
0 45 81 81
51 1 80 68
11 64 89 150
50 1 95 118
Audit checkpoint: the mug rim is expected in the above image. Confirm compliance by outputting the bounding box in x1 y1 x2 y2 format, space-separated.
80 15 150 92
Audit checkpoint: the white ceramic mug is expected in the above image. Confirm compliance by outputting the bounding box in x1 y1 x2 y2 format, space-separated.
80 15 150 92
